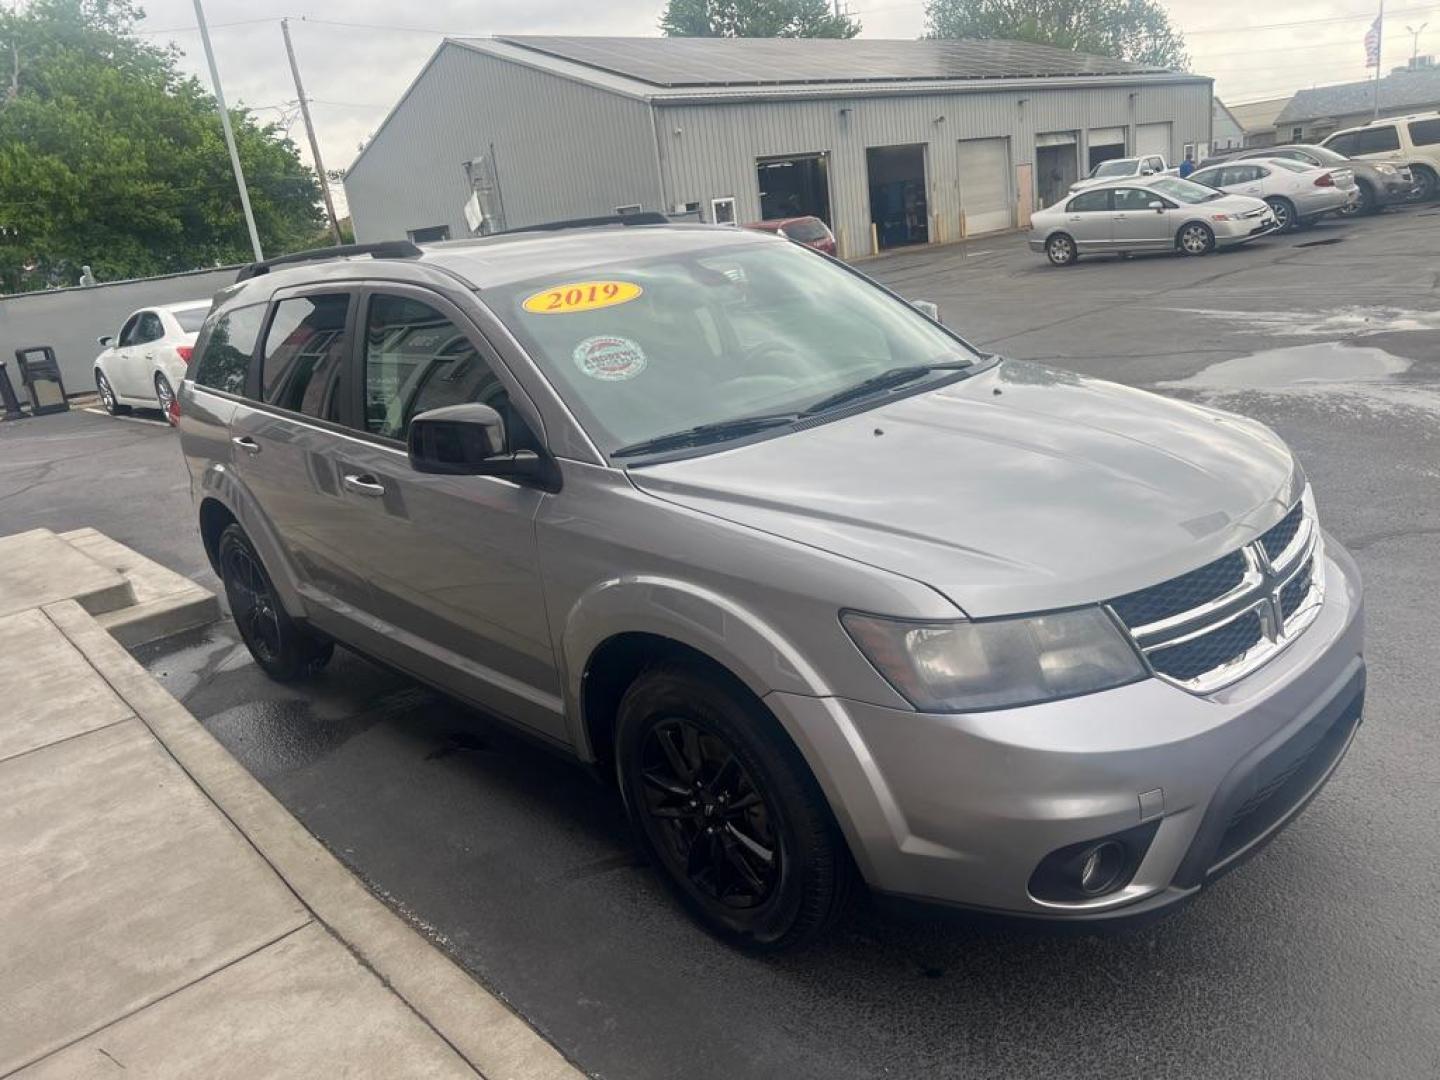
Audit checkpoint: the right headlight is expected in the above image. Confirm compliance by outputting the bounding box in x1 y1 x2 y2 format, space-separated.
842 607 1147 713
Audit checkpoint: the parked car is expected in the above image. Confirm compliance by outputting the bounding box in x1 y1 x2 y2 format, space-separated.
743 215 838 254
1069 154 1169 192
179 223 1363 950
1186 158 1356 231
1226 144 1412 215
1322 113 1440 201
94 300 211 424
1029 176 1277 265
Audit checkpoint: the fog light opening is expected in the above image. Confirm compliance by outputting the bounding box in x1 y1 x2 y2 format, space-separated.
1078 841 1127 895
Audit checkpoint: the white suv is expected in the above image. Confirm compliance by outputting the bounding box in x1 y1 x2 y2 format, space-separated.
1321 113 1440 201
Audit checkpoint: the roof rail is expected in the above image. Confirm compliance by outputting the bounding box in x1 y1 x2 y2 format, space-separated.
499 212 670 236
236 240 423 282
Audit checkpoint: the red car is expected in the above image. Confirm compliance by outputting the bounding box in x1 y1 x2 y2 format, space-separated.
742 215 837 255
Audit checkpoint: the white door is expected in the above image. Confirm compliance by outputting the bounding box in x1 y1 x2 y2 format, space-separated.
957 138 1013 236
1136 122 1172 162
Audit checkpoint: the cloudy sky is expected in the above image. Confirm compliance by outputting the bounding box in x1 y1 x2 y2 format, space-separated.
137 0 1437 213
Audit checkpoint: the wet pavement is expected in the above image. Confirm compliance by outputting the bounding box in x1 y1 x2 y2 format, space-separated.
12 204 1440 1079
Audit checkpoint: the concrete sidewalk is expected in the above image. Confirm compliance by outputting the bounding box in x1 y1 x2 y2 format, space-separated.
0 532 581 1078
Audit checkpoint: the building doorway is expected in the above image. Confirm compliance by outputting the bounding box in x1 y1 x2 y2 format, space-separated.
1035 134 1079 209
757 153 832 224
866 144 929 250
1087 127 1127 171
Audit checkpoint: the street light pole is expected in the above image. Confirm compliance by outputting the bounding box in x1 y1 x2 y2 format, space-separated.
192 0 263 262
1405 23 1428 65
282 18 342 245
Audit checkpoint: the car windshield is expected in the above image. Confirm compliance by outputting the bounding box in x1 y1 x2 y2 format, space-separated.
173 307 209 332
488 238 982 456
1148 176 1225 204
780 218 831 242
1092 159 1136 177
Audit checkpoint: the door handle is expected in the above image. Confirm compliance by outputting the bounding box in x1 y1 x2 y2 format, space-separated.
231 436 261 454
343 473 386 497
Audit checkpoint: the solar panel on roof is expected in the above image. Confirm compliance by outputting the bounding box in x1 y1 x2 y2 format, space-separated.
493 36 1161 89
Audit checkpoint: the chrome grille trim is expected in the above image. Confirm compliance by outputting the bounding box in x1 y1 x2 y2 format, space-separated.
1106 495 1326 694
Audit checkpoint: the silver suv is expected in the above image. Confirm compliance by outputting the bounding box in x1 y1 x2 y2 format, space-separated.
178 222 1365 949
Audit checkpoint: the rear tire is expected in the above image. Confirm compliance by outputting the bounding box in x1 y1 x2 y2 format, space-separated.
1340 180 1373 216
1177 222 1215 256
1265 197 1296 232
95 370 131 416
1045 233 1078 266
154 373 178 426
217 524 333 682
1412 166 1438 202
616 663 855 951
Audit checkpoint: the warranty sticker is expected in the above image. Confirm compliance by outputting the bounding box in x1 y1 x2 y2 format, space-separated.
573 336 647 381
523 280 643 314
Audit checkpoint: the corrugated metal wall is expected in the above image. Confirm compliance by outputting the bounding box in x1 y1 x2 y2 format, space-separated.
345 45 662 241
656 82 1212 257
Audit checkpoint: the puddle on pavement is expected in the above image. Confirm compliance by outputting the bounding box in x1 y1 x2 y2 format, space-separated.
1158 341 1440 420
1167 304 1440 337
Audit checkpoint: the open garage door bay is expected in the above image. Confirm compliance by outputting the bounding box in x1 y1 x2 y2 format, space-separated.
957 138 1012 237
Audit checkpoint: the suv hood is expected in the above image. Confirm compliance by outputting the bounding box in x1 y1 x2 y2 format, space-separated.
628 361 1301 617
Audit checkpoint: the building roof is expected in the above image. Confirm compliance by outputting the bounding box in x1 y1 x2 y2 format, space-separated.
1276 66 1440 123
1225 96 1290 134
486 35 1164 89
1213 97 1243 131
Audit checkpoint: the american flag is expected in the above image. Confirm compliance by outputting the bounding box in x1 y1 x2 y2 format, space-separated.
1364 14 1382 68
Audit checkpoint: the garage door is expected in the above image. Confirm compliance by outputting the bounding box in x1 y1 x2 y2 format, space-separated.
957 138 1012 236
1136 122 1172 162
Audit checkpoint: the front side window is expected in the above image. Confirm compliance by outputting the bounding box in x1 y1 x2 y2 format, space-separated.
1324 131 1358 155
487 237 983 455
363 294 527 445
1189 167 1223 187
192 304 265 396
1067 189 1111 212
1356 126 1401 154
1409 118 1440 146
117 314 141 347
261 295 350 420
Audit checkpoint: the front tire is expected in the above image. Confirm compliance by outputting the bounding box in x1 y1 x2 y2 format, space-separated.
1177 222 1215 256
1045 233 1078 266
217 524 333 682
95 370 131 415
616 663 854 951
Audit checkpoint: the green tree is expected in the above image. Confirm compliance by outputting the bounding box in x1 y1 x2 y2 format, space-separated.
0 0 324 292
924 0 1188 69
660 0 861 39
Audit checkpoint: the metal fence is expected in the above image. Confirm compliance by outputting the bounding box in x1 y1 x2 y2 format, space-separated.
0 266 242 398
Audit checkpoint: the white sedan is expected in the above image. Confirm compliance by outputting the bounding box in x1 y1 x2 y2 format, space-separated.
94 301 210 424
1185 158 1356 232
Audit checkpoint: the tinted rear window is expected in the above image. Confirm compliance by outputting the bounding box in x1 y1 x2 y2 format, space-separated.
780 218 831 242
1409 118 1440 146
193 304 265 396
174 307 209 333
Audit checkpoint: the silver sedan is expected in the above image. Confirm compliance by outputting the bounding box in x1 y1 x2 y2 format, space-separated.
1028 176 1278 266
1187 158 1356 231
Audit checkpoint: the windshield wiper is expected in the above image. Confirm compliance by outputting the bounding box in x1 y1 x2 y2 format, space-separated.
613 412 800 459
801 361 972 418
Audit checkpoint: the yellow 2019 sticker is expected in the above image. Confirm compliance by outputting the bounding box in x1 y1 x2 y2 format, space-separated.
522 280 643 314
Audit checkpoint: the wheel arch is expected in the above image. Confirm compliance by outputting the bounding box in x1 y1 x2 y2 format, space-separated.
195 471 308 619
1174 218 1215 248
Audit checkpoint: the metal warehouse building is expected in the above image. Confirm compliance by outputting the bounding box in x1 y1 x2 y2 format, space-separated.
345 36 1212 259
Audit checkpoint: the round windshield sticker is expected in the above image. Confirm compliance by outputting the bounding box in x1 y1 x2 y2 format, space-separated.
573 335 647 381
523 280 643 314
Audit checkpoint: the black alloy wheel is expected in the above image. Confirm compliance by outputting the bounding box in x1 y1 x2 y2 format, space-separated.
217 524 332 681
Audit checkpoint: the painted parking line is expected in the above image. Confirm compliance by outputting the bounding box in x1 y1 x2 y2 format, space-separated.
83 407 170 428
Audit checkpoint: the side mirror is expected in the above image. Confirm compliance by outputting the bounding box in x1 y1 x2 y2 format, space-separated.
98 335 114 347
911 299 942 323
1148 200 1165 212
407 402 557 489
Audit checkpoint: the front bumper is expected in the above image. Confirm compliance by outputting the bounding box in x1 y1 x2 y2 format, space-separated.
768 535 1364 921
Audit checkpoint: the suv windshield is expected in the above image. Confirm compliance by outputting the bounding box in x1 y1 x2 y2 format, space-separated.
489 238 981 455
1092 159 1136 177
1148 177 1224 204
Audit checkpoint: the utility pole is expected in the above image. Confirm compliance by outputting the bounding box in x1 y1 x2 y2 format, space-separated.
282 18 342 245
1372 0 1385 120
193 0 262 261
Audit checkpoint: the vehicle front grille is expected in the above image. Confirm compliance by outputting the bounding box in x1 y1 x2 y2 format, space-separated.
1106 497 1324 693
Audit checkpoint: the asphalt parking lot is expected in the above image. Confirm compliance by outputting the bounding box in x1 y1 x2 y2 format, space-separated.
4 206 1438 1079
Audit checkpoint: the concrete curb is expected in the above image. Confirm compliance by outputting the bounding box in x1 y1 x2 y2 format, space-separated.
43 599 585 1080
